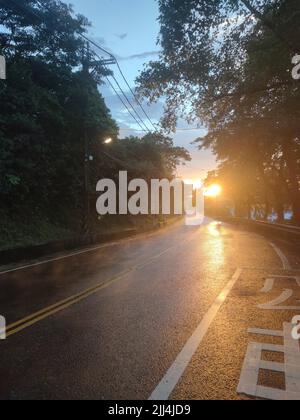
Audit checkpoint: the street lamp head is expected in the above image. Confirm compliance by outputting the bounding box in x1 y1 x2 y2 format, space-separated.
104 137 113 145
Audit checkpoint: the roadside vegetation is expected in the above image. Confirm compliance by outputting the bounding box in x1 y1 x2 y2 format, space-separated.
138 0 300 224
0 0 189 250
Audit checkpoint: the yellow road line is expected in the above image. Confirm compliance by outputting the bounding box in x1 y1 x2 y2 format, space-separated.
6 233 195 338
6 268 133 337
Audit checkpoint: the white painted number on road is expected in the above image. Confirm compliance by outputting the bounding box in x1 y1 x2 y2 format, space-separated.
238 323 300 400
258 276 300 311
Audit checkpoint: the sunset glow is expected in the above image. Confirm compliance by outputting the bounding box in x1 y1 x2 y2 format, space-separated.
204 184 222 198
184 179 203 190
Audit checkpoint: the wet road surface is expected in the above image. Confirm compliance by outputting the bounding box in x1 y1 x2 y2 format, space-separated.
0 219 299 400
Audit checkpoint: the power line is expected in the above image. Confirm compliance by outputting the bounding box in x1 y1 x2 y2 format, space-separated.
109 72 150 132
5 0 152 133
104 74 148 132
80 33 115 61
80 33 158 132
115 62 158 132
35 0 155 132
119 128 149 132
91 50 150 132
176 127 205 132
5 0 192 134
119 127 204 132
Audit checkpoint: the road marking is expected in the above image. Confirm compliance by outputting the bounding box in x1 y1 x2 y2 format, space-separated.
136 246 179 270
148 268 243 401
271 275 300 285
261 278 275 293
261 276 300 295
258 287 300 311
241 266 300 273
248 328 283 337
269 242 291 270
0 223 186 276
238 323 300 400
6 268 133 337
5 237 193 338
0 242 120 276
259 289 294 309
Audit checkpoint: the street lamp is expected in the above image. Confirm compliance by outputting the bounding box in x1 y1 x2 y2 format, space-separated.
83 136 115 234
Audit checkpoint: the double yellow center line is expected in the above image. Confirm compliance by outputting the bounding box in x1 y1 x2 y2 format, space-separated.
6 268 133 338
5 235 193 338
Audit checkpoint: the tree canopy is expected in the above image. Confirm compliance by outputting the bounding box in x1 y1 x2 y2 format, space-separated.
0 0 190 248
137 0 300 222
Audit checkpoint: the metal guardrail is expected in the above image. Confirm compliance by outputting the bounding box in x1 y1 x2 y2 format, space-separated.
222 217 300 241
252 219 300 231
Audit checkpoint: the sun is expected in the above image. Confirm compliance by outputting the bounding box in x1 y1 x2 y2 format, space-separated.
204 184 222 197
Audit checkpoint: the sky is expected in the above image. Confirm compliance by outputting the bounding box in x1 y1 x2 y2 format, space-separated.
70 0 217 180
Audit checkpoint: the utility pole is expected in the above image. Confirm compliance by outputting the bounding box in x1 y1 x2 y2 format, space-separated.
83 130 91 236
81 42 116 235
82 42 92 236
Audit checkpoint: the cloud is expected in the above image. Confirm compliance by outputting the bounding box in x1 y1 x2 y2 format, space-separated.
115 33 128 40
118 51 161 61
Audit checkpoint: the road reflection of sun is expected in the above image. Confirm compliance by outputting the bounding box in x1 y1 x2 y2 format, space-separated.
208 221 222 237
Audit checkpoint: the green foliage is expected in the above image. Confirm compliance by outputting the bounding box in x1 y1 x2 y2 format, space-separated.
0 0 118 215
137 0 300 222
108 133 191 179
0 0 190 249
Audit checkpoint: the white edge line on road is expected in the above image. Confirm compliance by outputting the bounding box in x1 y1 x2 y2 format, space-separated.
148 268 243 401
0 242 121 275
0 227 190 276
269 242 291 270
0 224 185 276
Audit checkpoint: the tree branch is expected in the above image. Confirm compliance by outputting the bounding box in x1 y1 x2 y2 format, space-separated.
240 0 297 53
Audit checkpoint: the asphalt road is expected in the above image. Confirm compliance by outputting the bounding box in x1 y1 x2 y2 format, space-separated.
0 219 299 400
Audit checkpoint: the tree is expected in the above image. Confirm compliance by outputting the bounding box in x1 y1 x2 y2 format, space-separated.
97 133 191 181
137 0 300 223
0 0 191 247
0 0 118 237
